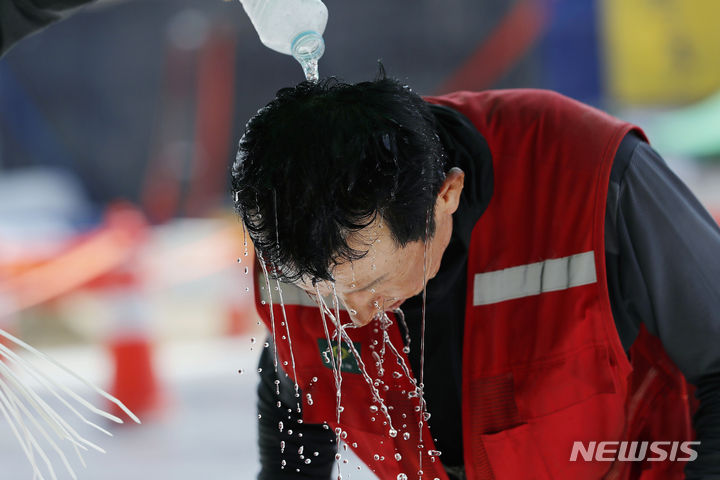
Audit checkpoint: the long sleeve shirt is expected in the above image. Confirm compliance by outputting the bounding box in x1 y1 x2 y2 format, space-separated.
257 103 720 479
0 0 94 57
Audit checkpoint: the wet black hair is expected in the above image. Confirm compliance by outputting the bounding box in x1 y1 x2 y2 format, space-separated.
231 72 447 283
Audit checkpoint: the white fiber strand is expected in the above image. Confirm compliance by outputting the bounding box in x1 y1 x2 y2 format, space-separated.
0 328 140 424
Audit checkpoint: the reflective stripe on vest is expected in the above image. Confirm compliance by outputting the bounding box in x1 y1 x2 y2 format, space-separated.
473 251 597 306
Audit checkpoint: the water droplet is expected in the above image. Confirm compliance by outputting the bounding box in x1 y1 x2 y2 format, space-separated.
397 475 407 480
281 459 286 468
340 431 348 439
402 432 410 440
423 412 431 421
237 258 242 263
250 337 256 343
304 459 311 464
428 449 441 457
349 309 358 315
312 377 318 382
244 267 249 274
388 429 397 438
394 453 402 461
264 342 269 348
335 427 342 435
369 405 378 412
370 288 376 294
298 446 304 454
373 454 380 461
238 368 244 374
402 346 410 354
392 372 402 379
257 413 262 419
280 440 285 453
278 421 284 432
335 453 341 461
313 451 319 457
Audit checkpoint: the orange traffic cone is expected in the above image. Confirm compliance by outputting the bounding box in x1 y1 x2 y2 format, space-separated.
108 334 162 422
96 203 164 423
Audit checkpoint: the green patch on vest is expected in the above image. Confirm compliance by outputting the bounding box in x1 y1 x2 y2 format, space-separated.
317 338 362 374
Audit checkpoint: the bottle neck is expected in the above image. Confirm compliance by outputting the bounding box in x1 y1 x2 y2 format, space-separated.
291 31 325 82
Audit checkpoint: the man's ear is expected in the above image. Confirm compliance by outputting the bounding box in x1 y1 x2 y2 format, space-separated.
436 167 465 215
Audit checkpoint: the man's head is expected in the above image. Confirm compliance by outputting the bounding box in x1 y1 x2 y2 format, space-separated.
232 76 464 325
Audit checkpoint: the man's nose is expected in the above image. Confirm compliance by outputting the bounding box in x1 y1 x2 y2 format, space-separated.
341 294 381 327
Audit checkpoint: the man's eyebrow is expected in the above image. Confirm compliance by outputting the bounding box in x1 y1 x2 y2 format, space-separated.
356 273 388 292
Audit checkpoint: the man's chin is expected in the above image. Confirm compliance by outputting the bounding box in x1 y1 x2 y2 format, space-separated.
351 316 374 327
386 299 405 311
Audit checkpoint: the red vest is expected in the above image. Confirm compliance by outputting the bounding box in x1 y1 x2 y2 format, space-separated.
255 90 695 480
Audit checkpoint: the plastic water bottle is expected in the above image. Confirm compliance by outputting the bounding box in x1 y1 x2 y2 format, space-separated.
238 0 328 82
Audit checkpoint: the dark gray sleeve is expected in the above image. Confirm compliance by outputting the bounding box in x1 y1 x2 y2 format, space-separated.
0 0 95 56
257 337 337 479
605 137 720 478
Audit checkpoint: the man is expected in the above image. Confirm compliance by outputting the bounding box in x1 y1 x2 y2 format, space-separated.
232 76 720 479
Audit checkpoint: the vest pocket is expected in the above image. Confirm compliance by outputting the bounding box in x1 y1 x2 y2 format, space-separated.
478 423 552 479
470 345 625 479
512 344 617 419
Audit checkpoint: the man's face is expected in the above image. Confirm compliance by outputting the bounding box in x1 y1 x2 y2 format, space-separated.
298 218 449 326
295 168 465 326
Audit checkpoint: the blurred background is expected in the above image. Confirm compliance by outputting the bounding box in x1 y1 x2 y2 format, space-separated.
0 0 719 478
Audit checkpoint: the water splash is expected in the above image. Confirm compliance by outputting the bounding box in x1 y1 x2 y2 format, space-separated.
416 209 433 478
314 284 344 480
299 58 319 82
274 278 302 411
256 254 280 390
394 307 412 354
